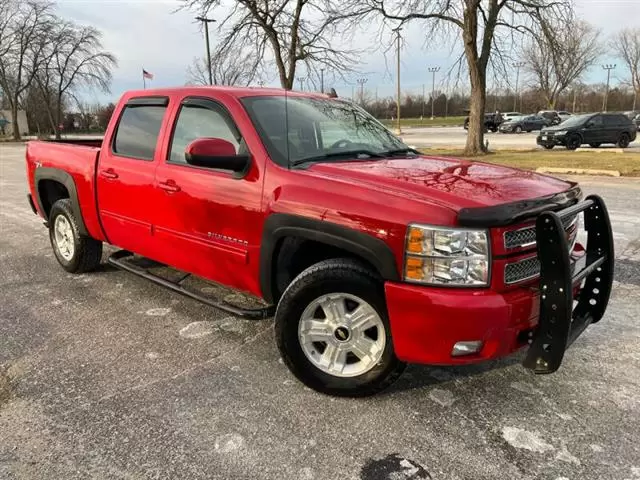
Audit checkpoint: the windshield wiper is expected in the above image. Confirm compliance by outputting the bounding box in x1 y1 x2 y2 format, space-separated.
382 147 420 157
290 150 385 167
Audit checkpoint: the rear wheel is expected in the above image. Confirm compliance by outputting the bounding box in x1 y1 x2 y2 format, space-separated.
617 133 630 148
275 259 405 397
589 143 601 148
49 199 102 273
565 135 581 150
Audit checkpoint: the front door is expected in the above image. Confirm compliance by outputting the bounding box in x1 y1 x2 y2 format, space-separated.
583 114 604 144
152 96 265 296
96 96 169 258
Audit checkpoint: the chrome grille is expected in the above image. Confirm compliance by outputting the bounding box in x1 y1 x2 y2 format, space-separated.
505 256 540 284
504 215 578 250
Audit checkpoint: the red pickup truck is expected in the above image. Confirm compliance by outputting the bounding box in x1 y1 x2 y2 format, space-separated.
25 86 614 396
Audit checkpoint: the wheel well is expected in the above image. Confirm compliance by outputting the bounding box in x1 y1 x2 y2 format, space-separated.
38 180 69 219
271 237 379 302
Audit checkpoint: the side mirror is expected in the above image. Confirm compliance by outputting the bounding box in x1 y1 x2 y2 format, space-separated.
185 138 250 175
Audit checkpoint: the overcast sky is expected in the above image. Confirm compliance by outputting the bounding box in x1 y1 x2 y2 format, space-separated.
57 0 640 104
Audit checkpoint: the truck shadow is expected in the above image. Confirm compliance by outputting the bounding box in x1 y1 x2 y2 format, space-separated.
385 352 525 395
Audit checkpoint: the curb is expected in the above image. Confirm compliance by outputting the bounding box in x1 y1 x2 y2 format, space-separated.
536 167 621 177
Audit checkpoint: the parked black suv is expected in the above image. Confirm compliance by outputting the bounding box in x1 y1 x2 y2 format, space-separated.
537 112 637 150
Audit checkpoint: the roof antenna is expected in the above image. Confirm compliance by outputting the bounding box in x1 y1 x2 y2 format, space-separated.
285 82 291 169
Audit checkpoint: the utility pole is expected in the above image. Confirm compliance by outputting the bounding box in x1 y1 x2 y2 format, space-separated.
428 66 440 119
422 84 425 119
513 62 525 112
356 78 368 105
572 87 578 113
602 64 616 112
393 26 402 135
258 80 265 87
297 77 305 91
320 68 325 93
195 16 216 86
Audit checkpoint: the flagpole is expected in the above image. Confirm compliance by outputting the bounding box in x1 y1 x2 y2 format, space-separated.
142 68 146 89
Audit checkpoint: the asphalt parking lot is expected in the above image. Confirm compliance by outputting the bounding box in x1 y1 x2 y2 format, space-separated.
1 142 639 480
400 126 640 150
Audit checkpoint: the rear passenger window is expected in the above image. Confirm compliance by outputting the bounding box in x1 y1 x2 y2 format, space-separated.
113 105 167 160
603 115 619 126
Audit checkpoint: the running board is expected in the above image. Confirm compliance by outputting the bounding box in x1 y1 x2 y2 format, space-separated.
107 250 275 320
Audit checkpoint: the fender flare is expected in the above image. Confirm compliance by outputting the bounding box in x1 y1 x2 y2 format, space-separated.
260 213 400 303
34 167 88 235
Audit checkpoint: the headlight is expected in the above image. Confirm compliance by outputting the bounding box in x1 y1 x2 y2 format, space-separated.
554 130 567 136
404 225 490 286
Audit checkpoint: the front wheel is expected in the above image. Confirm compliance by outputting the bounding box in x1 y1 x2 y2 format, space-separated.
49 199 102 273
515 126 523 133
275 259 405 397
565 135 581 150
543 144 554 150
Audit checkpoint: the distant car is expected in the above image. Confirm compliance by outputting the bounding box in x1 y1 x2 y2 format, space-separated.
557 111 572 122
499 115 549 133
623 110 639 120
463 113 502 132
537 112 637 150
502 112 524 122
537 110 562 125
632 113 640 131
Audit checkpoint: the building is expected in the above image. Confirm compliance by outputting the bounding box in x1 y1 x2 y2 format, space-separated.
0 110 29 137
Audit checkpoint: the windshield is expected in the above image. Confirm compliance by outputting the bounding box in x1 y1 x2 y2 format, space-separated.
241 95 408 167
556 114 591 128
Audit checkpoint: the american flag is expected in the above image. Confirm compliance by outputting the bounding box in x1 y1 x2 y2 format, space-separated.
142 69 154 80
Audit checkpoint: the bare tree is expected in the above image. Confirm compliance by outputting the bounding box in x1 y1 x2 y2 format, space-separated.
611 28 640 111
186 46 259 86
340 0 572 155
181 0 358 90
0 0 54 139
524 20 601 109
35 20 115 139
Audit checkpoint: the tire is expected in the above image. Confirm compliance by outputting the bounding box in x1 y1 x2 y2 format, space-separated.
514 126 522 133
526 130 532 133
49 199 102 273
617 133 630 148
589 143 601 148
565 135 581 150
543 144 554 150
275 258 405 397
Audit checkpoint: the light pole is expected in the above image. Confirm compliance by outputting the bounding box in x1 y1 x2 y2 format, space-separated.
602 64 616 112
422 83 425 119
356 78 368 105
320 68 325 93
297 77 305 91
393 26 402 135
513 62 525 112
196 16 216 86
428 66 440 119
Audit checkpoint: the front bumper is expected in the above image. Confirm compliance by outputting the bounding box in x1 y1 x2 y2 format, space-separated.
386 195 614 372
385 282 539 365
537 133 566 146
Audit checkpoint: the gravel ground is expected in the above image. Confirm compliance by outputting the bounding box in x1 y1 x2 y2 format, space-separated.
1 143 639 480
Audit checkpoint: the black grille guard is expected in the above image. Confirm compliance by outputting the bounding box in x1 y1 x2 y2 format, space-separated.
523 194 614 374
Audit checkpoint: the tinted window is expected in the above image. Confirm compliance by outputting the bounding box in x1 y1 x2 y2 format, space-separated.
169 103 240 164
113 105 166 160
590 115 603 126
603 115 619 126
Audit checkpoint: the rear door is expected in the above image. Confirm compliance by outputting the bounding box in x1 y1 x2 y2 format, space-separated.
96 96 169 257
602 114 621 143
584 114 604 144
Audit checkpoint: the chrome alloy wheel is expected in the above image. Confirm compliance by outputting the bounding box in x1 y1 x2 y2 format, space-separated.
298 293 386 378
54 215 75 261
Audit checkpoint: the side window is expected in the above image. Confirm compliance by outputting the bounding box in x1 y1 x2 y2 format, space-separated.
603 115 618 126
590 115 603 126
113 105 167 160
169 102 240 164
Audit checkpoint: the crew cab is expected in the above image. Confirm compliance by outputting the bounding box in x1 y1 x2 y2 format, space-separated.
25 87 614 397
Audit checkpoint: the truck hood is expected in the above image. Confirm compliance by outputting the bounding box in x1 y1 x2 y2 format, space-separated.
308 156 573 210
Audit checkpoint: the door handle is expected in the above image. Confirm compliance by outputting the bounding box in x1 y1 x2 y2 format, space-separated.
159 180 181 193
100 168 118 179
